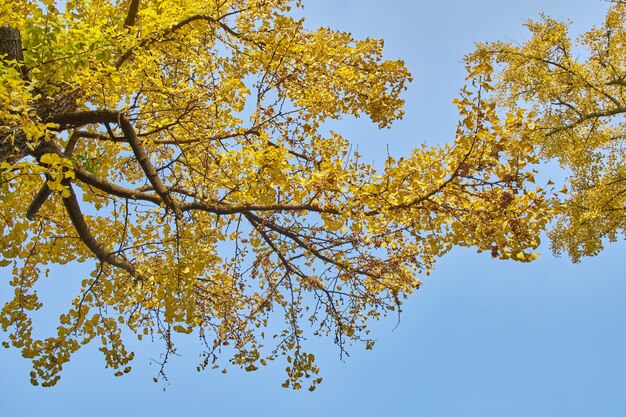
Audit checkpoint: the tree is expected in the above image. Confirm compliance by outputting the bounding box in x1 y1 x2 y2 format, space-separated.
0 0 547 389
466 1 626 261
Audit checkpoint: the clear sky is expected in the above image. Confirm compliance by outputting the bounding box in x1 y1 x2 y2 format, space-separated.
2 1 625 416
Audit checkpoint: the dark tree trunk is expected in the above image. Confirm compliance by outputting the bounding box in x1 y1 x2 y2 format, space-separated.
0 26 24 63
0 26 24 62
1 26 31 164
1 26 82 164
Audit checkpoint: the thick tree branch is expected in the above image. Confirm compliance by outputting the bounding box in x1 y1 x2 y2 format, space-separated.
74 130 127 143
62 182 142 280
607 79 626 87
26 132 80 220
123 0 141 28
75 166 339 216
117 113 184 218
48 110 184 218
47 110 127 130
74 166 161 203
26 184 51 221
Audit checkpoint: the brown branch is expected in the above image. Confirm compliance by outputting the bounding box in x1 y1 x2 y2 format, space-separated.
26 184 51 221
62 182 142 281
123 0 141 28
48 110 184 218
26 132 81 221
64 130 80 156
47 110 125 130
249 216 349 340
249 216 348 318
115 14 249 69
74 166 338 216
181 200 339 215
606 79 626 87
243 211 379 281
152 129 259 145
548 106 626 136
73 166 162 204
117 113 184 218
74 130 127 143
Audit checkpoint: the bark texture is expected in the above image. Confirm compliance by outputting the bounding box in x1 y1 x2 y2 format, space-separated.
1 26 29 164
1 26 82 164
0 26 24 63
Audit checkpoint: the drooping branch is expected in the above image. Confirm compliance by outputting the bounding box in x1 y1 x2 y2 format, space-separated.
242 211 381 282
62 182 142 281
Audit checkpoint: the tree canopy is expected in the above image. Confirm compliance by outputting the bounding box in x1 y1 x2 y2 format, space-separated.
467 1 626 261
0 0 549 389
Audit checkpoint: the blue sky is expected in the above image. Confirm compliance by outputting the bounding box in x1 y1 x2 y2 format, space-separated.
2 1 625 416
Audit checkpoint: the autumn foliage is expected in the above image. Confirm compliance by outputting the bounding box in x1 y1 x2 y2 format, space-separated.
1 0 550 389
467 1 626 261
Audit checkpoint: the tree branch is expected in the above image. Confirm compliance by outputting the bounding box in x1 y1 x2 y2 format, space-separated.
62 182 143 281
117 113 184 218
74 130 127 143
73 166 161 204
47 110 126 130
26 184 51 221
26 132 80 220
115 14 253 68
48 110 184 218
123 0 141 28
75 166 339 216
548 106 626 136
243 211 380 281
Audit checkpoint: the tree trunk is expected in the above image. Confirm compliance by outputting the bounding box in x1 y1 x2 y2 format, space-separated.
1 26 82 164
1 26 31 164
0 26 24 63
